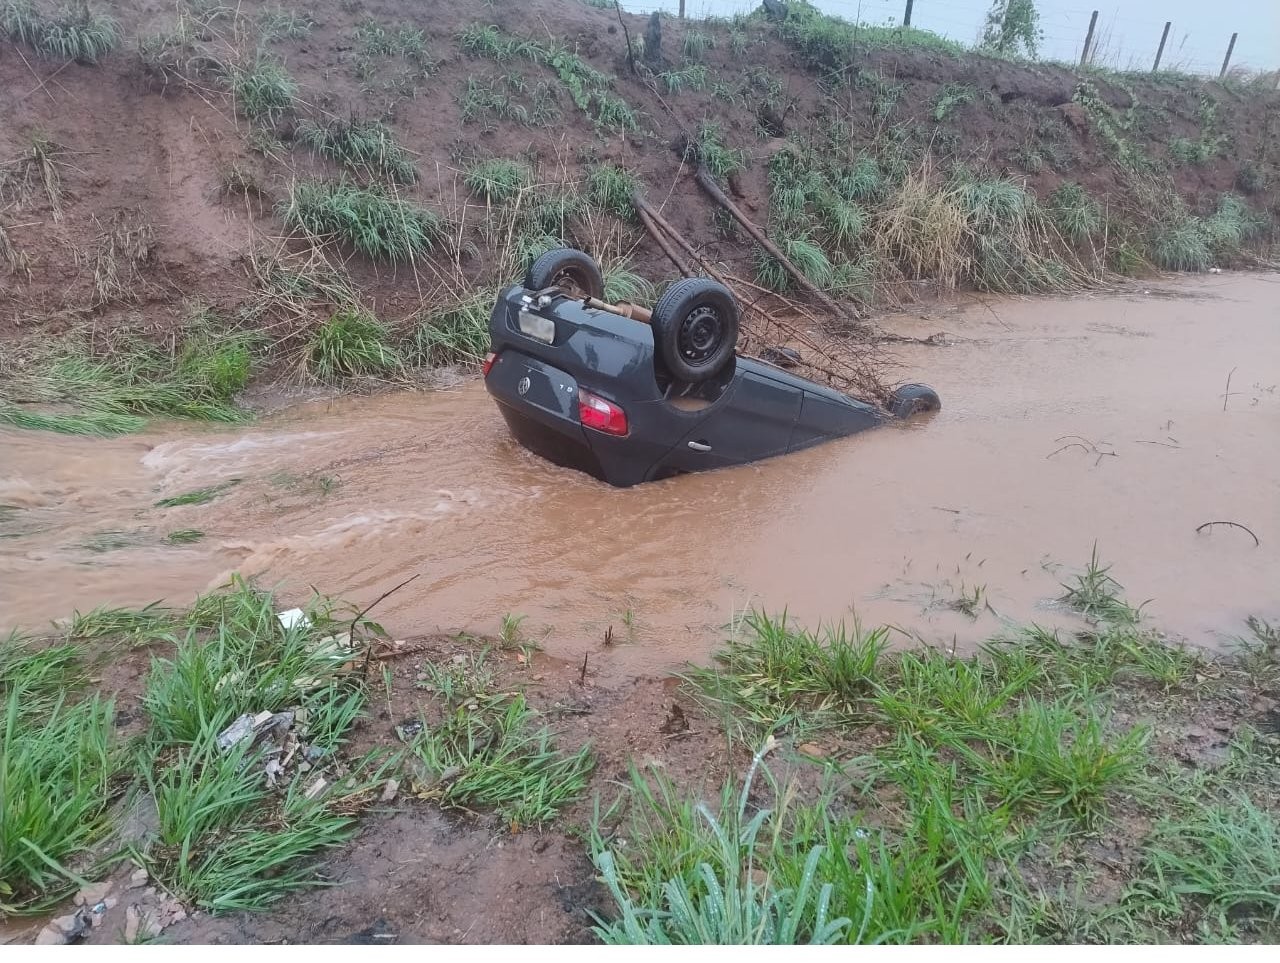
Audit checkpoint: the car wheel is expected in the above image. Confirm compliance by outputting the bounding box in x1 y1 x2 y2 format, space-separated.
525 248 605 300
889 383 942 418
650 278 739 383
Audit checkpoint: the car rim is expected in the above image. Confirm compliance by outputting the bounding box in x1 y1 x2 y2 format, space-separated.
678 305 722 366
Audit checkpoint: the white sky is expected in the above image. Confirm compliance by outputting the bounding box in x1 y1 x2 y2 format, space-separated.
621 0 1280 74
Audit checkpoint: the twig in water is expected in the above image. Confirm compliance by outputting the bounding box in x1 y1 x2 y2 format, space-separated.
578 652 589 686
1195 520 1260 547
355 573 422 677
1223 366 1237 411
1046 434 1117 466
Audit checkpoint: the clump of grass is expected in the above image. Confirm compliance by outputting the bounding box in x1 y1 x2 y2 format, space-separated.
594 750 853 945
6 1 120 63
1046 183 1102 245
306 307 402 380
602 257 654 304
279 179 444 263
660 63 708 94
833 155 884 203
463 157 533 204
0 0 41 46
587 164 640 220
167 529 205 545
417 649 493 703
136 580 388 911
355 19 429 62
155 479 241 508
457 23 636 130
296 118 417 184
411 290 492 367
258 5 314 43
1202 193 1265 255
963 698 1149 816
0 403 146 436
1059 545 1144 625
410 693 594 830
1234 162 1268 196
779 1 964 75
1132 796 1280 936
682 29 713 60
1 682 122 909
1149 217 1212 272
229 57 298 123
686 612 887 732
458 76 532 126
2 322 256 427
692 122 746 179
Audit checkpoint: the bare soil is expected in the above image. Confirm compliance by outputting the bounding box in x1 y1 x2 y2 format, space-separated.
1 0 1276 342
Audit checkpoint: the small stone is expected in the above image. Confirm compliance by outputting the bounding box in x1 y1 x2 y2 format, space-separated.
797 742 826 758
75 881 112 906
143 887 156 898
104 897 118 910
52 912 85 935
125 905 140 944
129 868 149 888
380 778 400 803
35 925 68 945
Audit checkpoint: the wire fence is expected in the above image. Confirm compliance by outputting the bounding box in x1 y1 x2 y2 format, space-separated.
619 0 1278 78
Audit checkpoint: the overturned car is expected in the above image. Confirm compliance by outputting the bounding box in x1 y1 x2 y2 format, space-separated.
483 248 940 487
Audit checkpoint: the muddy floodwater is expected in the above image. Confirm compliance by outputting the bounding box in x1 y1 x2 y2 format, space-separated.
3 275 1277 678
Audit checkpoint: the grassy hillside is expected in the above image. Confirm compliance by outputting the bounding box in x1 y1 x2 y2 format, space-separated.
1 0 1277 427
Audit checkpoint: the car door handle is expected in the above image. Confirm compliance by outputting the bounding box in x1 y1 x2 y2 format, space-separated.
687 440 712 452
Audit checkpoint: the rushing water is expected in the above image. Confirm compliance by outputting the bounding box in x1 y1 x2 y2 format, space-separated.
2 274 1277 680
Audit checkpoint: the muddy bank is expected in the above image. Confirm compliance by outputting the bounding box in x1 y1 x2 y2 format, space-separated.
2 275 1278 680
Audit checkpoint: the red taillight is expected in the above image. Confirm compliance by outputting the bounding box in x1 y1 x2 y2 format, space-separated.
578 388 629 436
481 352 497 378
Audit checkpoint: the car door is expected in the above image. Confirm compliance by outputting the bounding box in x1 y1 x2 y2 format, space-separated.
658 370 803 474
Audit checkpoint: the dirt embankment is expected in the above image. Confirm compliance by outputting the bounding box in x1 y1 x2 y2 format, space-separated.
1 0 1276 351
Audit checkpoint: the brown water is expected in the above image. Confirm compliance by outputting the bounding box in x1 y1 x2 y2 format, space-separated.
3 274 1277 679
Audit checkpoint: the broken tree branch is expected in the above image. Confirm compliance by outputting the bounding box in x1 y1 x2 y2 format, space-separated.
634 201 693 276
355 573 421 677
1195 520 1260 547
694 164 860 324
613 0 638 76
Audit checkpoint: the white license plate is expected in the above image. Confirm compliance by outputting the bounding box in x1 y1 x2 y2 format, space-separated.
517 310 555 344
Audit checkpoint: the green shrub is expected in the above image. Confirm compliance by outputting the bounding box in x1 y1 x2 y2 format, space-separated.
279 180 444 262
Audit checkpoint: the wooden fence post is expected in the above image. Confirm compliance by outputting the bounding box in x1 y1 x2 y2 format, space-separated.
1218 32 1237 78
1080 10 1099 67
1152 21 1171 72
903 0 914 27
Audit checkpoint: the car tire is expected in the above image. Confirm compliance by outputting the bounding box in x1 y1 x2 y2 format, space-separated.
525 248 605 300
650 278 740 383
889 383 942 418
